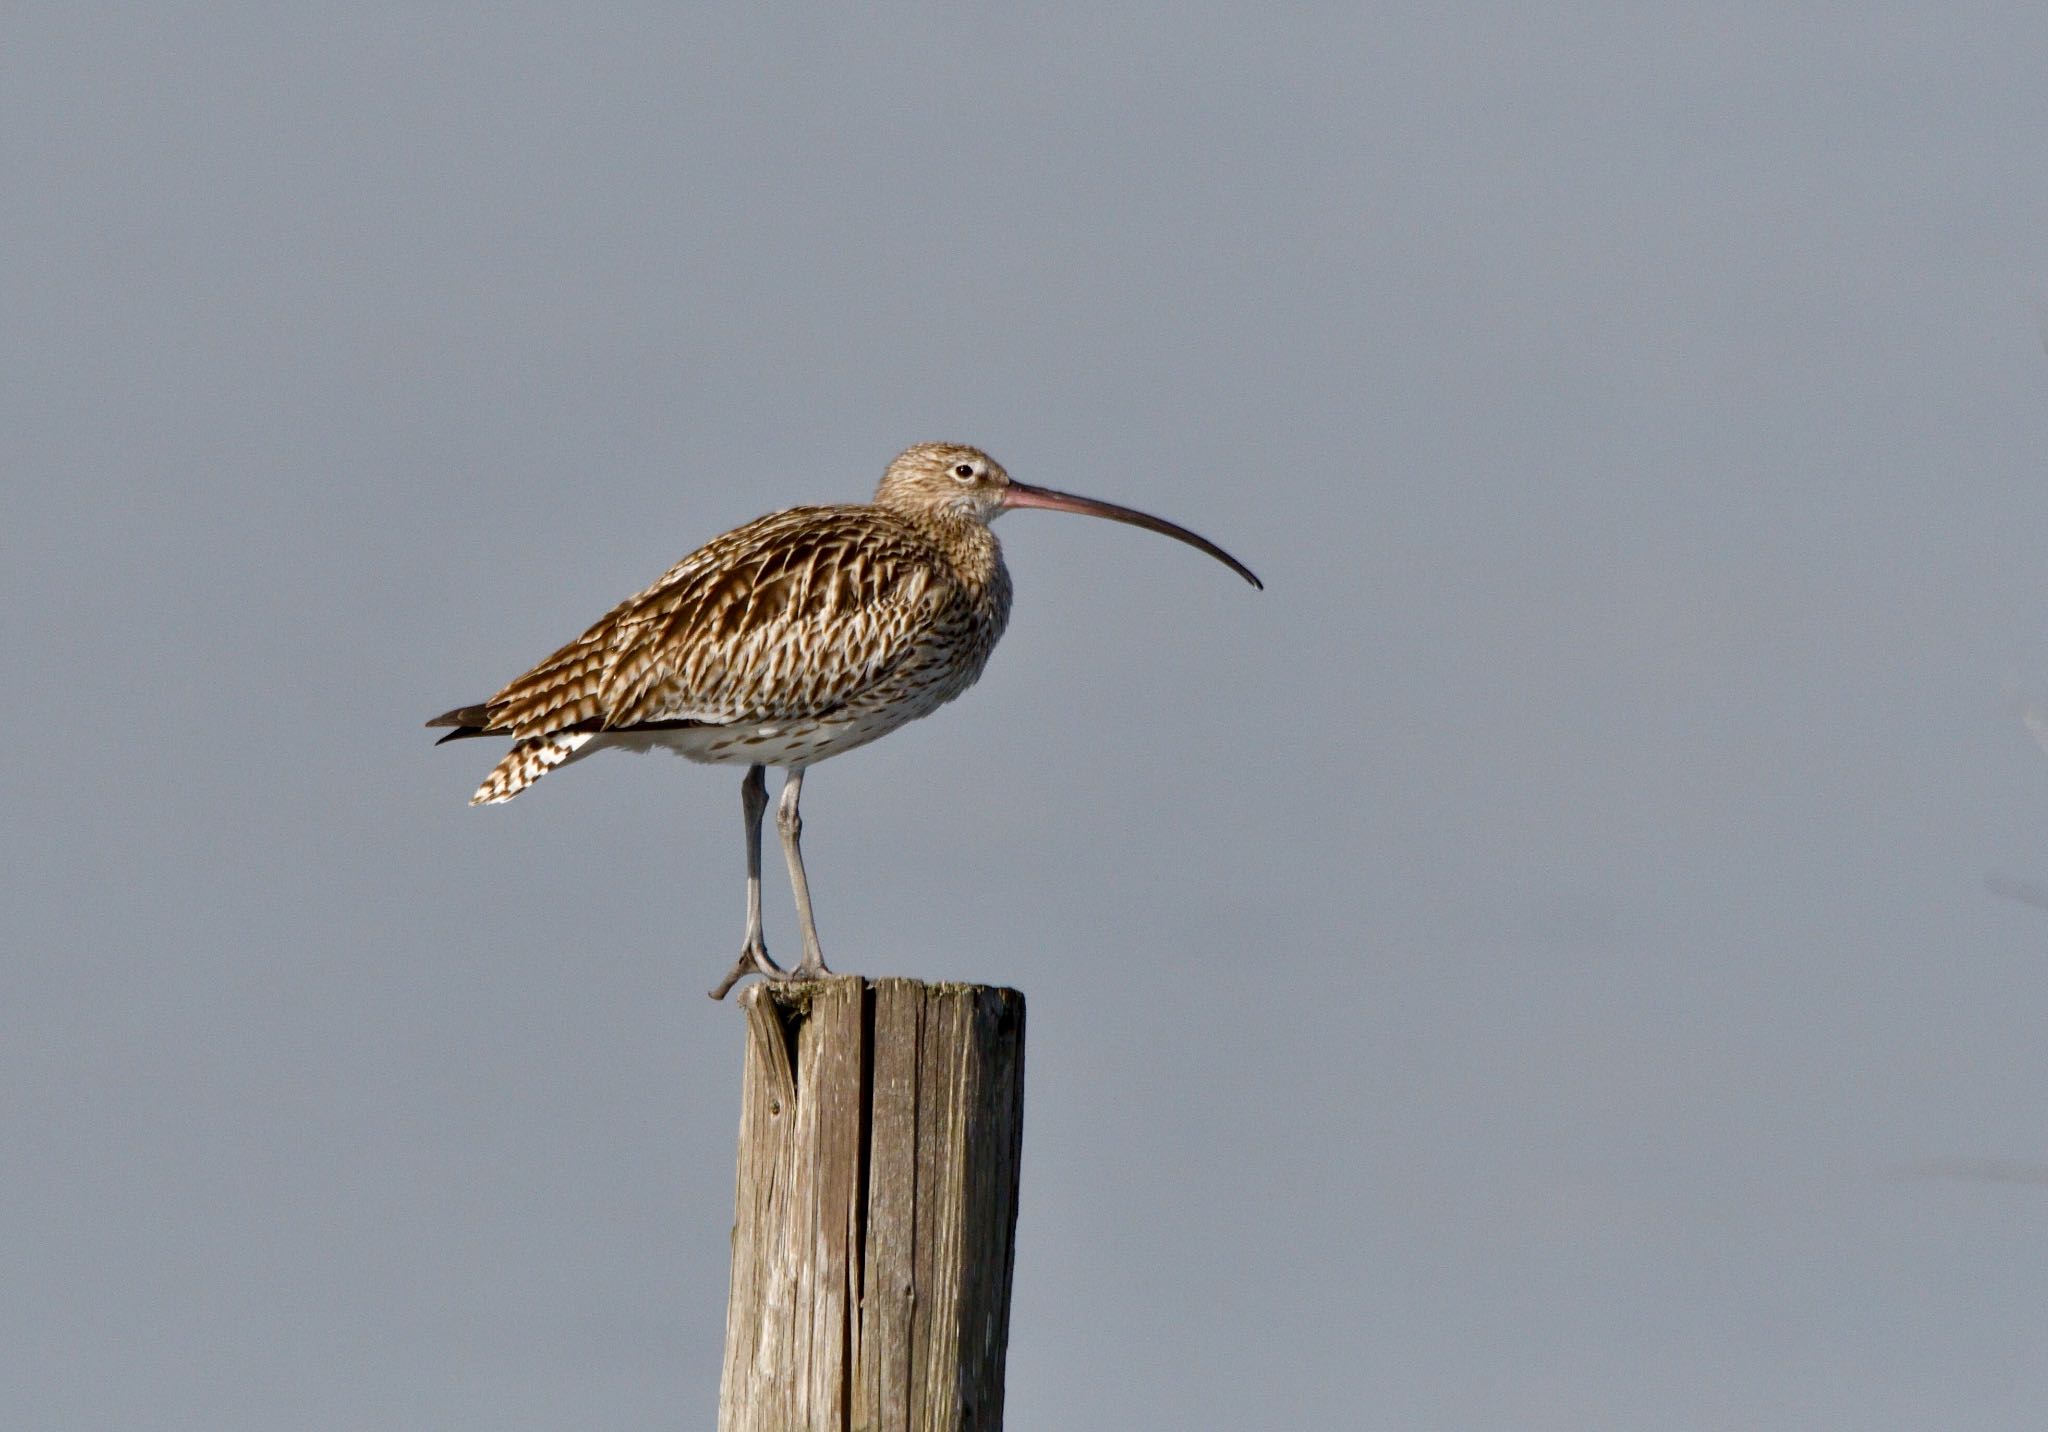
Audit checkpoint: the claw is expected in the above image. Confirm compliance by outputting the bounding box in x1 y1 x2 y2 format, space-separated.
708 943 785 1001
786 953 833 983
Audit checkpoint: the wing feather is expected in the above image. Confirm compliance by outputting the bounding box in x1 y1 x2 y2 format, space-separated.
465 506 952 739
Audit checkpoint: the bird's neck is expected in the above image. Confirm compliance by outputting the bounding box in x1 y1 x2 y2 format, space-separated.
907 508 1005 595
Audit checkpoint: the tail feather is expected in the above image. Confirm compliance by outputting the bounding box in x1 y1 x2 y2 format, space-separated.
471 732 594 805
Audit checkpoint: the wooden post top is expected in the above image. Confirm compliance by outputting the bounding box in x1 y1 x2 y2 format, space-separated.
719 975 1027 1432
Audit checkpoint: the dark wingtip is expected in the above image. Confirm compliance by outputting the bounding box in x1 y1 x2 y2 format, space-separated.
428 703 494 744
426 703 490 729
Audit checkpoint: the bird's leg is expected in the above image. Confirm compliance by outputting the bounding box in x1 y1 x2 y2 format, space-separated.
709 764 787 1000
776 766 833 981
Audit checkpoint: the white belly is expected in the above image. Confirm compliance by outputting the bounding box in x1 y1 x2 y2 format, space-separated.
577 701 932 770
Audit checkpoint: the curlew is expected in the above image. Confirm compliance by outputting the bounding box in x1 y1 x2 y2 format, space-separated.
428 442 1260 998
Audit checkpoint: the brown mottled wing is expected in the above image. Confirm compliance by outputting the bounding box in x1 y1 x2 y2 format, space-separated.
470 506 950 738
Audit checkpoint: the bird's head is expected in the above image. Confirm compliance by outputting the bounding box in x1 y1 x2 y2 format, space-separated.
875 442 1014 522
873 442 1262 588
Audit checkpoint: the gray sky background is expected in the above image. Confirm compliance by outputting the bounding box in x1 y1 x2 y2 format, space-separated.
9 5 2048 1428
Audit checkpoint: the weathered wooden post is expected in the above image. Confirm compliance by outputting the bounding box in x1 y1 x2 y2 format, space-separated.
718 975 1027 1432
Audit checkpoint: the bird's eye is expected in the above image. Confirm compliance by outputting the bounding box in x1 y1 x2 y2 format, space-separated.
952 463 977 481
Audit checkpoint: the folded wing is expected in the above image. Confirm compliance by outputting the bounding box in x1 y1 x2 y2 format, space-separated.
430 505 951 744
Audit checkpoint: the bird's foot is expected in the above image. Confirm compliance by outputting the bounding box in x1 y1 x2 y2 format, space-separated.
708 941 786 1001
785 948 833 983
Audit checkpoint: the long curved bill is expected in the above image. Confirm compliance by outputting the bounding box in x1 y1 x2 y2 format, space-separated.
999 481 1263 589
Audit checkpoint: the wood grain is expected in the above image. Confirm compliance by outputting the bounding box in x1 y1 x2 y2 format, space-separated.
719 977 1026 1432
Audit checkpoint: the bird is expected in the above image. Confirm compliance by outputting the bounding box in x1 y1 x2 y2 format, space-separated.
428 442 1261 999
